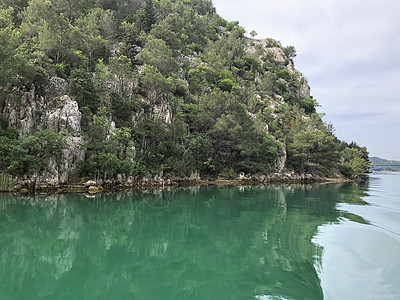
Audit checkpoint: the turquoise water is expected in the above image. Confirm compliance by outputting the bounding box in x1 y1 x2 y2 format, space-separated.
314 172 400 299
0 173 399 299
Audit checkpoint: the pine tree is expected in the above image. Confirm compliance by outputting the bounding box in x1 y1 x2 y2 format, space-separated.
143 0 155 32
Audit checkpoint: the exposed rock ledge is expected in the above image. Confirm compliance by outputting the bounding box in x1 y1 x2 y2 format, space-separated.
4 172 360 194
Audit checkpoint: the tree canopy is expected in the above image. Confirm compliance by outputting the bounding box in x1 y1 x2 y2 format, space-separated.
0 0 370 181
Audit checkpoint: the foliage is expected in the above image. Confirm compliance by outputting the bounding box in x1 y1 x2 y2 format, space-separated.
183 132 215 175
284 45 297 60
108 55 136 97
340 144 370 176
109 92 137 127
119 21 142 65
142 0 156 32
286 116 339 173
70 68 100 114
0 0 370 181
139 65 171 103
187 65 238 94
193 89 279 173
0 7 37 92
140 37 178 75
133 117 185 177
300 98 318 114
82 108 112 179
0 129 65 177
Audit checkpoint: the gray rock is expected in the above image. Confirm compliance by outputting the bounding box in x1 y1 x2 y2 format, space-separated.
47 77 69 95
46 95 81 135
60 136 85 182
85 180 97 187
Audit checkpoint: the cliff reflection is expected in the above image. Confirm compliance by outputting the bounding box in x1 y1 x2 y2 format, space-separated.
0 182 368 300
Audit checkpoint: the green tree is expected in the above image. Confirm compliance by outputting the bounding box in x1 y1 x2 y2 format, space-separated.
93 58 109 90
139 65 171 103
300 98 319 114
0 0 29 25
140 37 178 75
76 7 116 40
0 8 36 92
287 127 338 173
15 129 66 176
183 132 215 175
97 152 119 178
209 113 243 169
75 8 115 66
22 129 65 162
150 14 182 50
196 89 265 173
70 68 100 113
142 0 155 32
236 133 280 174
348 141 369 163
82 108 112 179
340 146 370 176
284 45 297 60
52 0 92 22
20 0 78 64
119 21 142 65
109 92 137 127
108 55 136 97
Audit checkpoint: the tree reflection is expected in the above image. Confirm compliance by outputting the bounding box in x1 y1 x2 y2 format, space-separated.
0 182 369 300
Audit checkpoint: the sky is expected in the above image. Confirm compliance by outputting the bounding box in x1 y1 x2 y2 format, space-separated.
212 0 400 160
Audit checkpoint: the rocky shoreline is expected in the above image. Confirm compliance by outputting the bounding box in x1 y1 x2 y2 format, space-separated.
2 172 359 194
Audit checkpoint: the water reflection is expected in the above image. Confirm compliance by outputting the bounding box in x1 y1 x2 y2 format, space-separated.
315 173 400 299
0 183 368 300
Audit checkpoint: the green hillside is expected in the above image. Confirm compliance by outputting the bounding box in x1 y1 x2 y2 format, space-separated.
370 157 400 166
0 0 370 187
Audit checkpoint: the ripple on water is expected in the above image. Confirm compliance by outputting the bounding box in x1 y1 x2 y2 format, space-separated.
315 172 400 299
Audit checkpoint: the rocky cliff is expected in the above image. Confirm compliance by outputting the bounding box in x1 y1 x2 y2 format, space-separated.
3 78 84 185
0 0 369 191
0 35 329 189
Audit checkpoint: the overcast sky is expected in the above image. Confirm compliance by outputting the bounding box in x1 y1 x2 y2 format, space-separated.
212 0 400 160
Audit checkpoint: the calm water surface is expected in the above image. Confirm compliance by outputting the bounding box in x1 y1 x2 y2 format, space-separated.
0 172 399 299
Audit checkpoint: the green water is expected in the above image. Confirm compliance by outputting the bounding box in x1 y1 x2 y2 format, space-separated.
0 173 399 299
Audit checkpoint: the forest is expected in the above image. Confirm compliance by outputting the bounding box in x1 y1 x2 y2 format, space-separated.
0 0 370 186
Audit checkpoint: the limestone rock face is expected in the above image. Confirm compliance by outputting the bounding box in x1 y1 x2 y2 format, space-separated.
268 47 287 64
276 147 287 174
3 77 85 184
298 80 311 99
153 101 172 124
7 88 43 137
47 77 69 95
5 77 82 137
35 135 85 185
59 136 85 183
46 95 81 135
245 37 311 101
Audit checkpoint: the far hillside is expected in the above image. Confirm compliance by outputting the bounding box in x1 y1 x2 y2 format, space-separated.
370 157 400 166
370 157 400 171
